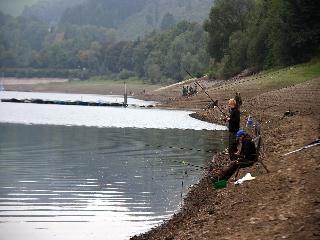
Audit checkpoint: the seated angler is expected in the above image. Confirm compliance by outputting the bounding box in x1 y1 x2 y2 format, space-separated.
210 129 257 181
235 129 257 167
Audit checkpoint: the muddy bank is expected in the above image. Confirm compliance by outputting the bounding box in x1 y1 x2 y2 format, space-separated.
131 78 320 240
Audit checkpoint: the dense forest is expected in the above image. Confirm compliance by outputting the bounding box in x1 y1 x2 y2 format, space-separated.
21 0 214 40
0 0 39 16
22 0 86 24
204 0 320 78
0 13 208 82
0 0 319 82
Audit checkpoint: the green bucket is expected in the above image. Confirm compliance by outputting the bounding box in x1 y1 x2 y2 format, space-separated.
213 179 227 189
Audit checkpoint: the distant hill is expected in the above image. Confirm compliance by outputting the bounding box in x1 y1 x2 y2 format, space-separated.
60 0 146 29
0 0 39 16
22 0 215 40
115 0 215 40
21 0 86 24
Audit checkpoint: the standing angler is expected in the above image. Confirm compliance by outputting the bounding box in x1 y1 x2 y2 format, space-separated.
235 92 242 110
225 99 240 161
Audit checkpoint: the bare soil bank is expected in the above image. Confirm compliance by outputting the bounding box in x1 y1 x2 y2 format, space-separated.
131 77 320 240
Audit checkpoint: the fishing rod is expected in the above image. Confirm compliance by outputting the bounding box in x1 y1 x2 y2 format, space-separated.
283 139 320 156
185 70 228 117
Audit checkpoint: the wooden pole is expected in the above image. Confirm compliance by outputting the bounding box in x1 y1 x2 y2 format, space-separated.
124 81 128 107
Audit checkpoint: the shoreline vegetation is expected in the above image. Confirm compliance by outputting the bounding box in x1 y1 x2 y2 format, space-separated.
2 78 162 96
2 60 320 239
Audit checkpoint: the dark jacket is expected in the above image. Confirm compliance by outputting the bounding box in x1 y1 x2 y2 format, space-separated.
228 108 240 133
239 135 257 162
235 95 242 108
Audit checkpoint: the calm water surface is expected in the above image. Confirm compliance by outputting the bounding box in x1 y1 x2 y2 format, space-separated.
0 92 227 240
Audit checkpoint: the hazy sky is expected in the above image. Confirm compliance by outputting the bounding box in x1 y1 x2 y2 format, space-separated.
0 0 40 16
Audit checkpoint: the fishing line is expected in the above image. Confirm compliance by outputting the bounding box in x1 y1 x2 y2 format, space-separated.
283 139 320 156
145 143 215 153
185 70 228 117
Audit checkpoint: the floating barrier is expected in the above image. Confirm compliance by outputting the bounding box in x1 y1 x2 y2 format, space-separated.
0 98 154 108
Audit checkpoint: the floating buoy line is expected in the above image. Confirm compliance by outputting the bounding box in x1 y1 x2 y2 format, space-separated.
145 143 215 153
0 98 155 108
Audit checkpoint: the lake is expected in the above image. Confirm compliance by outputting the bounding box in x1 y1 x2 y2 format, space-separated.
0 92 227 240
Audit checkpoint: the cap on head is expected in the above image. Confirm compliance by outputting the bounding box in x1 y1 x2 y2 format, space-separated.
228 98 236 108
236 129 245 140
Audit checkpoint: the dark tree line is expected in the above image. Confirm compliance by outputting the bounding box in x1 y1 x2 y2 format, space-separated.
204 0 320 78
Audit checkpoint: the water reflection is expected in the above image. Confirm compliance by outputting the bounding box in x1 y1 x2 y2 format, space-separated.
0 124 227 240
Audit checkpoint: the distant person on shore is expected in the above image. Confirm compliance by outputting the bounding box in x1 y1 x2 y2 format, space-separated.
188 86 193 96
193 83 197 95
182 86 187 96
224 99 240 161
235 92 242 110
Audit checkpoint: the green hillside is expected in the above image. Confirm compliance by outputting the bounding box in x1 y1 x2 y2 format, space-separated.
116 0 215 40
22 0 85 23
0 0 38 16
22 0 214 40
249 60 320 90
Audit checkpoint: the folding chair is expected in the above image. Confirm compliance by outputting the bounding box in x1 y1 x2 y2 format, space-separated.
253 135 269 174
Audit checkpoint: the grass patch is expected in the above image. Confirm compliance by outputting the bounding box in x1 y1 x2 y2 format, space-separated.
249 60 320 89
42 76 162 94
72 78 160 90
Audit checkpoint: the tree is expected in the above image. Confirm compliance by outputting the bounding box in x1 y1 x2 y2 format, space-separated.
269 0 320 65
245 0 272 70
160 13 176 31
146 63 162 83
204 0 254 61
227 31 249 75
